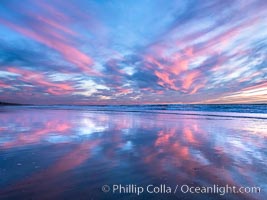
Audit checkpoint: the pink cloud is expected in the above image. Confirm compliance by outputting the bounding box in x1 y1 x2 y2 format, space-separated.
241 81 267 92
169 56 188 75
182 70 200 90
155 70 179 91
189 80 206 94
0 16 98 75
0 81 10 88
7 67 74 95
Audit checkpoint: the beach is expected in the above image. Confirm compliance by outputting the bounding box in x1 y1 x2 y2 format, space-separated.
0 106 266 199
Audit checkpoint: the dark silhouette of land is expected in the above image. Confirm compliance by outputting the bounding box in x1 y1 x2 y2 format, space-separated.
0 101 23 106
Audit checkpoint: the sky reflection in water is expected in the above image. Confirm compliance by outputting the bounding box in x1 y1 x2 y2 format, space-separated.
0 108 266 199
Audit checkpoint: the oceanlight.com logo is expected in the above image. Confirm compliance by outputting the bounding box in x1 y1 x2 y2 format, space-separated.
102 184 261 196
179 184 261 196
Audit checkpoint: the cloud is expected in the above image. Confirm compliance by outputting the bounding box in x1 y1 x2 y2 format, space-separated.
73 80 109 97
6 67 74 95
0 0 266 104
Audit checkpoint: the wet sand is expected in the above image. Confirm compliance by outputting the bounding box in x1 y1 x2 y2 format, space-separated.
0 107 266 199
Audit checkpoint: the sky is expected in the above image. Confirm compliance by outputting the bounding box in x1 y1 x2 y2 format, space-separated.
0 0 266 105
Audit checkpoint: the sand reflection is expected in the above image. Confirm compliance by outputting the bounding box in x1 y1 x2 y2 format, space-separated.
0 109 266 199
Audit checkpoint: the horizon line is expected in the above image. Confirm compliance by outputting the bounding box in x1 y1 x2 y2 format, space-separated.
1 101 266 106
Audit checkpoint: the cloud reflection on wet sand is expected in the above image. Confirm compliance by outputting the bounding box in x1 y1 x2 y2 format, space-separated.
0 108 266 199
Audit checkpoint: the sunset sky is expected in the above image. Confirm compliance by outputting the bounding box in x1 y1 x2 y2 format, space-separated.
0 0 266 105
